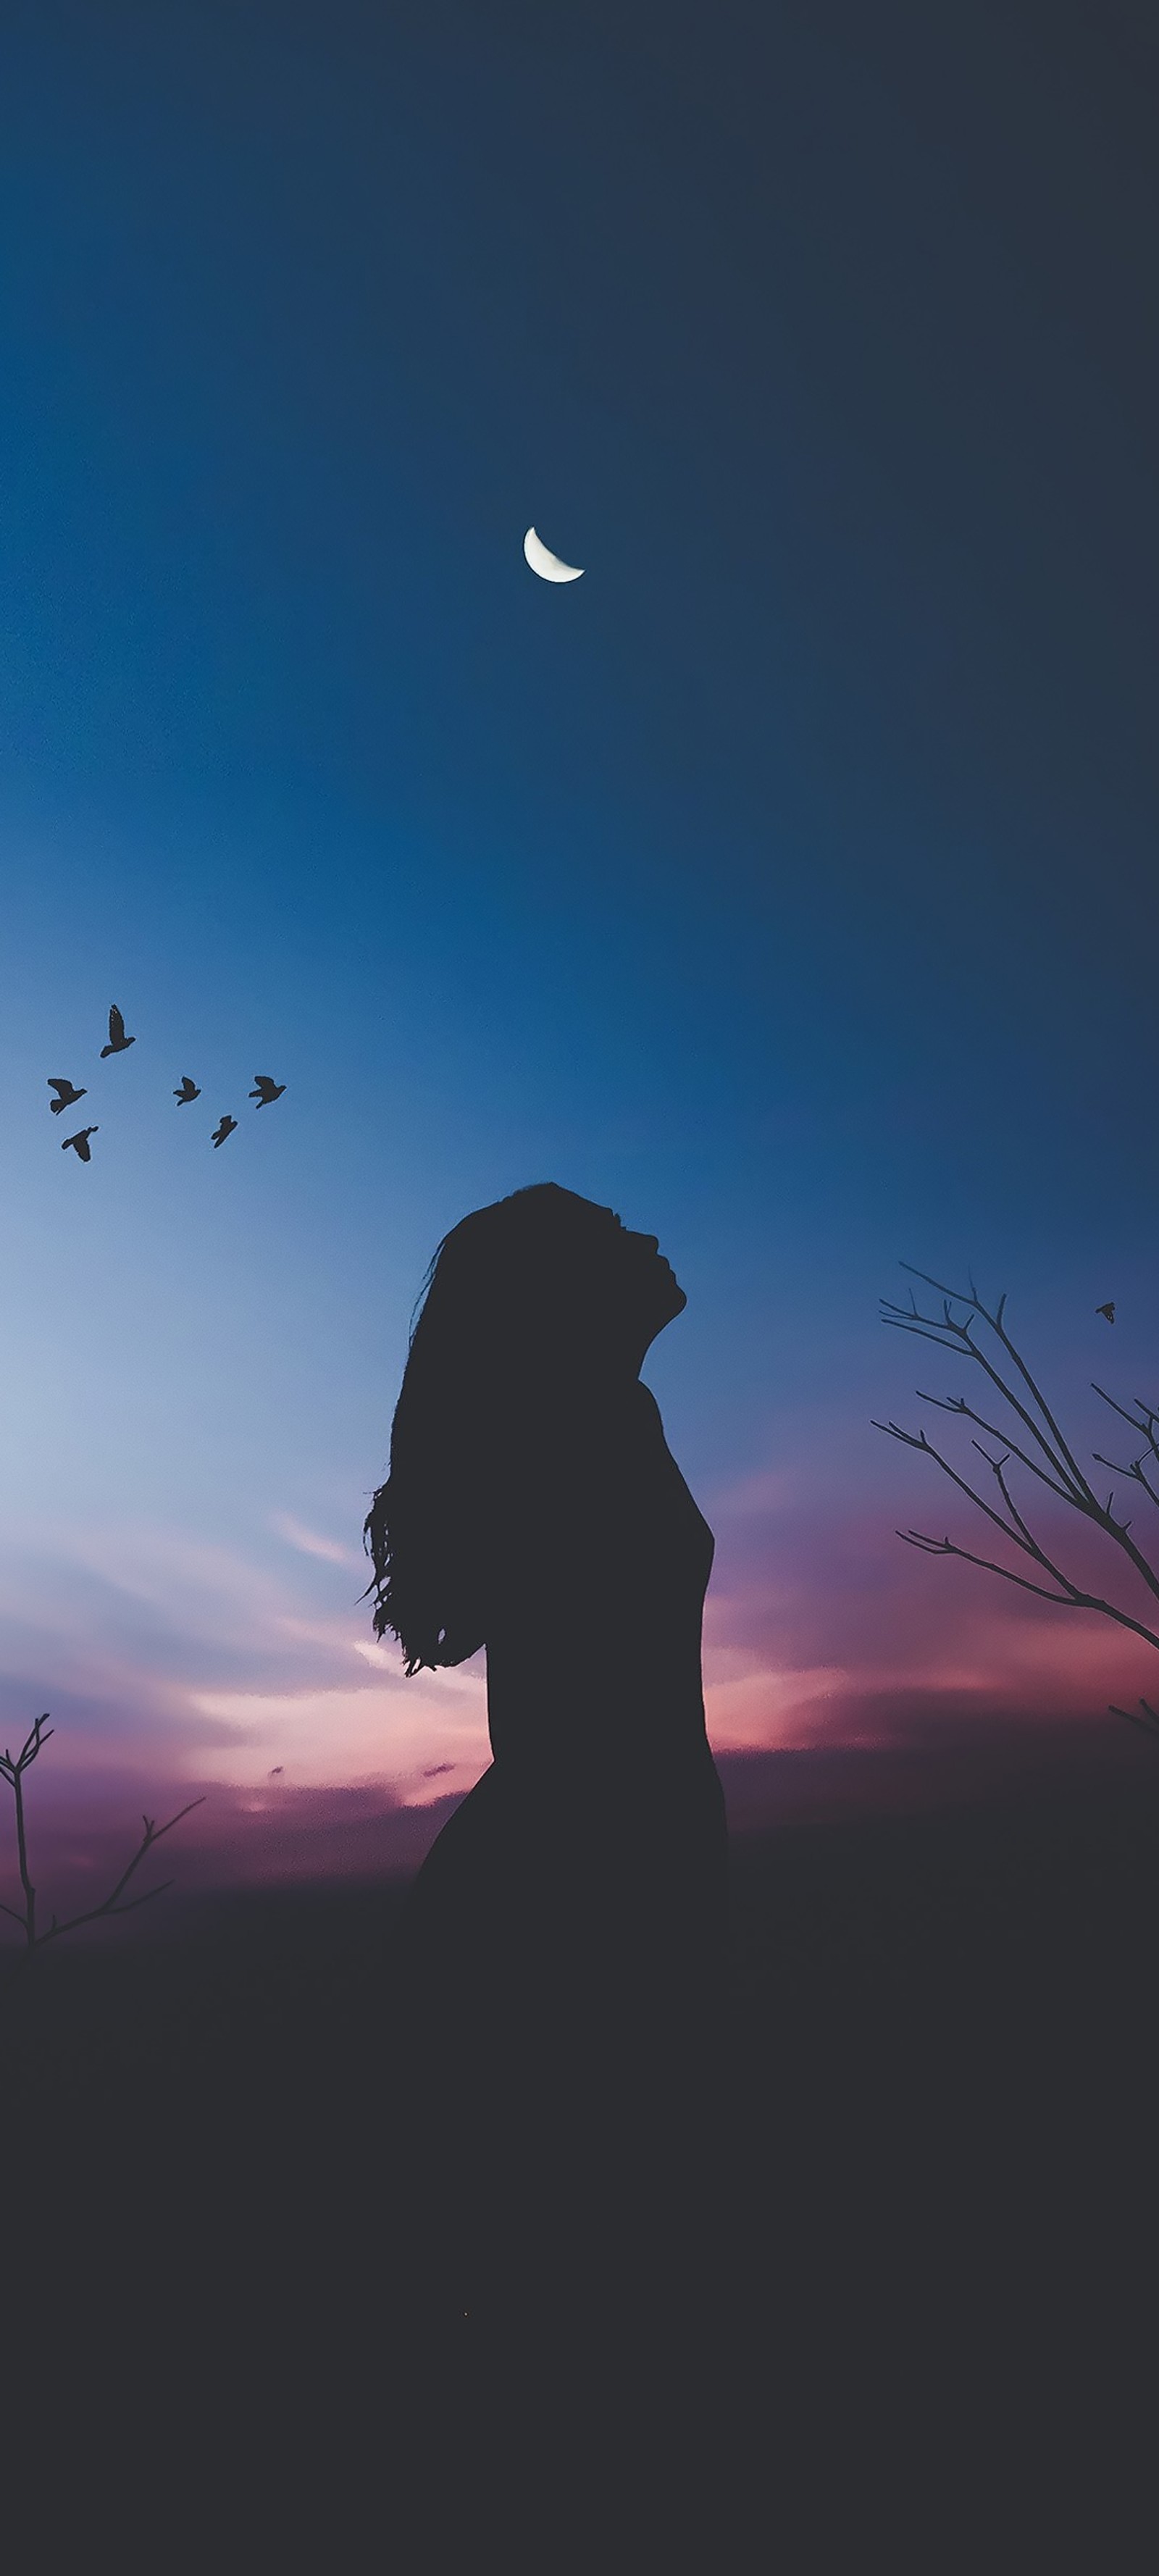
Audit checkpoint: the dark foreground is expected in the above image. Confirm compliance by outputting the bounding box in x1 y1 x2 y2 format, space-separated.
6 1741 1159 2569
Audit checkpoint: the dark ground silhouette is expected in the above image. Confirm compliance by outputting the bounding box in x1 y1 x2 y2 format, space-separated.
7 1736 1159 2567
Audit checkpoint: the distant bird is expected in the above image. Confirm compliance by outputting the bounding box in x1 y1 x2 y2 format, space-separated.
100 1005 135 1058
269 1765 283 1777
249 1075 286 1106
47 1078 86 1114
174 1076 201 1103
62 1126 99 1162
211 1115 238 1147
1096 1302 1116 1323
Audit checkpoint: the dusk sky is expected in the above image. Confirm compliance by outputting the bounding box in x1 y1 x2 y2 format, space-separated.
2 0 1158 1896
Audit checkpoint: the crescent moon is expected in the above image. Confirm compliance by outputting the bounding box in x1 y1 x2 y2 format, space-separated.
523 527 584 583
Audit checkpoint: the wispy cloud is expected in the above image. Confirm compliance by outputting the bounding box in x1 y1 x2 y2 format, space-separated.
188 1676 489 1800
270 1512 359 1567
1 1476 1152 1906
706 1465 795 1518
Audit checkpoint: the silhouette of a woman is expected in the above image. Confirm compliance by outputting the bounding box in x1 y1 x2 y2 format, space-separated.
364 1183 728 2304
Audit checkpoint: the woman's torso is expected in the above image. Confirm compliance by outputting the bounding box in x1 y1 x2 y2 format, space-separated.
482 1377 717 1794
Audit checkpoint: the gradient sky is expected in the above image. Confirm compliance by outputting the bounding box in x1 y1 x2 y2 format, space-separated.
2 0 1158 1899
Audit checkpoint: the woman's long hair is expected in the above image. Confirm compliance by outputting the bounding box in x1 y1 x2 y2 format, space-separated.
362 1183 629 1674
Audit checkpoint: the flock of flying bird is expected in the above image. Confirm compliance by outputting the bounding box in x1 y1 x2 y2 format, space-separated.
52 1009 1118 1326
50 1006 286 1160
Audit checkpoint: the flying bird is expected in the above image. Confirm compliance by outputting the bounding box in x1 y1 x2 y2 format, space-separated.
100 1005 135 1057
269 1766 283 1778
1096 1302 1116 1323
211 1116 238 1147
62 1126 99 1162
248 1075 285 1105
174 1076 201 1103
47 1079 86 1114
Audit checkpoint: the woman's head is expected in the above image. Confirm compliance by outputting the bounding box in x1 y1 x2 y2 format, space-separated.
362 1183 685 1672
419 1182 684 1371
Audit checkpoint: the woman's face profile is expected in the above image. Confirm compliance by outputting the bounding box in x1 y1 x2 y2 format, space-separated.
584 1200 687 1363
435 1184 686 1379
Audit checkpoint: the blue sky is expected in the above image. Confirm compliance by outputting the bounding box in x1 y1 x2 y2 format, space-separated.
1 1 1158 1886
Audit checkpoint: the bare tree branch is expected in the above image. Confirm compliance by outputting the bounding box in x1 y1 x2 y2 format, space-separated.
877 1268 1159 1742
874 1415 1083 1570
895 1526 1159 1647
915 1391 1077 1505
1109 1699 1159 1742
34 1802 205 1947
1090 1386 1159 1512
882 1266 1095 1503
1092 1449 1159 1513
0 1715 204 1965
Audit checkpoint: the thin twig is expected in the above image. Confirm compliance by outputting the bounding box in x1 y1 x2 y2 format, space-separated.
1 1712 204 1962
896 1264 1098 1503
882 1268 1093 1502
34 1804 205 1948
1108 1699 1159 1741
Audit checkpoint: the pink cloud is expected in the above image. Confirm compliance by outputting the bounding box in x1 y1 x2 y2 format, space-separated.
0 1763 461 1938
703 1485 1159 1755
2 1473 1155 1914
